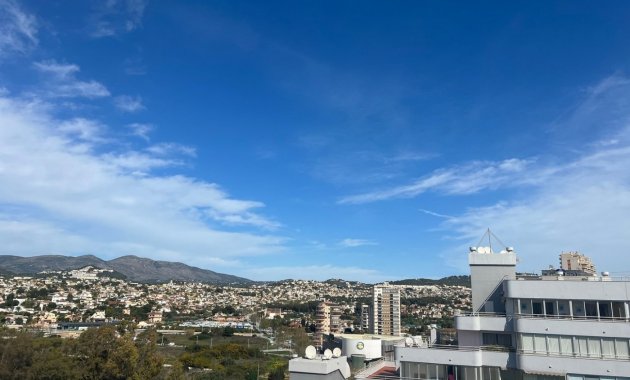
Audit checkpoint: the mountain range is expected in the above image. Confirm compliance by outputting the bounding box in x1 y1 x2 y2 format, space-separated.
0 255 251 284
0 254 471 286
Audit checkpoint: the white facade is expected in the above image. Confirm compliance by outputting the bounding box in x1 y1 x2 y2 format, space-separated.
395 245 630 380
341 337 382 360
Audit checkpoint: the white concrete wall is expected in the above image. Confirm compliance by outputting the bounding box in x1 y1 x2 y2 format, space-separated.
517 353 630 378
506 279 630 301
341 338 381 360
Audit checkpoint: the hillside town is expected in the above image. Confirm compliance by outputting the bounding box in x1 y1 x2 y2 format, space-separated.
0 266 471 334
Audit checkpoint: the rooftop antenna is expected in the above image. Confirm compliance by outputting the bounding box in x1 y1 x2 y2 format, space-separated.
475 228 509 254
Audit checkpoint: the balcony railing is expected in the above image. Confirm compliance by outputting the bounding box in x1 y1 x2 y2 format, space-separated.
457 312 629 322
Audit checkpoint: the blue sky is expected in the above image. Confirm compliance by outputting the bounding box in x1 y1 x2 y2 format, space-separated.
2 1 630 281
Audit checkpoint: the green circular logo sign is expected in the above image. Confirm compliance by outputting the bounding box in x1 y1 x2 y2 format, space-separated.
356 342 364 350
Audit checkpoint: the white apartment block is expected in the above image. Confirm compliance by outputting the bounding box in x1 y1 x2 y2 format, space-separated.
394 246 630 380
371 283 401 336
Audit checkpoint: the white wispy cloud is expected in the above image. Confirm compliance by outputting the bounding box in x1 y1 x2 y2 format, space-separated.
242 264 386 282
339 158 535 204
127 123 153 141
34 60 110 98
114 95 145 112
58 118 106 143
146 142 196 157
437 74 630 274
339 238 377 248
0 94 284 266
419 208 453 219
90 0 148 38
0 0 38 57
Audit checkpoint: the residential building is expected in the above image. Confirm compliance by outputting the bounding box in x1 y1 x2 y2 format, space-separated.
315 301 343 346
360 304 370 332
371 283 401 336
559 252 596 276
394 245 630 380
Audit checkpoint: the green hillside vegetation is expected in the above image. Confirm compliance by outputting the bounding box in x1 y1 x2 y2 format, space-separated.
391 275 471 287
0 326 288 380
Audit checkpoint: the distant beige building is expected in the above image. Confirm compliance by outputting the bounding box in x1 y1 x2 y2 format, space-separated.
148 310 163 324
314 301 342 345
371 283 401 336
560 251 596 275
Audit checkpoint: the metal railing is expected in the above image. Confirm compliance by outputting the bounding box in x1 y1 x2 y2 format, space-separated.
515 313 629 322
395 343 513 353
456 312 629 322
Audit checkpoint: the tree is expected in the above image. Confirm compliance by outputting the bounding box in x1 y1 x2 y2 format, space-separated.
222 326 235 337
135 328 164 379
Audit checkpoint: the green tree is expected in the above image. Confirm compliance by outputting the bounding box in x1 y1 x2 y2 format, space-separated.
134 328 164 379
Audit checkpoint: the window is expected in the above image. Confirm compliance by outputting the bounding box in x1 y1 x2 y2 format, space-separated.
559 336 573 356
573 301 586 317
588 337 601 357
534 335 547 354
547 335 560 355
483 333 512 347
532 301 543 315
521 334 534 352
599 302 612 318
577 337 588 356
612 302 626 318
615 339 629 359
520 299 530 314
602 338 615 358
557 300 570 316
585 302 598 318
545 301 555 316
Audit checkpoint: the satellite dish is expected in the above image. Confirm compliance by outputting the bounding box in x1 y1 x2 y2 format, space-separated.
323 349 333 360
405 337 413 347
305 345 316 360
332 347 341 358
412 336 424 347
479 247 488 254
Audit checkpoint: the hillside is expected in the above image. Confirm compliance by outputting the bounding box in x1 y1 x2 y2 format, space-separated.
391 275 471 287
0 254 251 284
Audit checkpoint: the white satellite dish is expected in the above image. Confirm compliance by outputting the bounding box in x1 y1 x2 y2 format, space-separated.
323 349 333 360
405 337 413 347
305 345 317 360
478 246 487 254
332 347 341 358
412 336 424 347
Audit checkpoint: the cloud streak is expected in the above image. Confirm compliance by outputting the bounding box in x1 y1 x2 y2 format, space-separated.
115 95 145 112
436 74 630 274
0 0 38 57
0 94 284 266
90 0 149 38
339 158 536 204
339 238 377 248
34 60 110 98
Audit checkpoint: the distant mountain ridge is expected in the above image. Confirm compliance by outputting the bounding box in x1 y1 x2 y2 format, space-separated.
0 254 251 284
391 275 471 287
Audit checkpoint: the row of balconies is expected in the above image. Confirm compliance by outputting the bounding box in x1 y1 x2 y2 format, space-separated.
396 344 630 378
455 313 630 338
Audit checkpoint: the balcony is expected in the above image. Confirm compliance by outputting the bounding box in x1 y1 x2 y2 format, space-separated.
514 315 630 337
517 352 630 378
456 313 510 332
395 345 515 369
